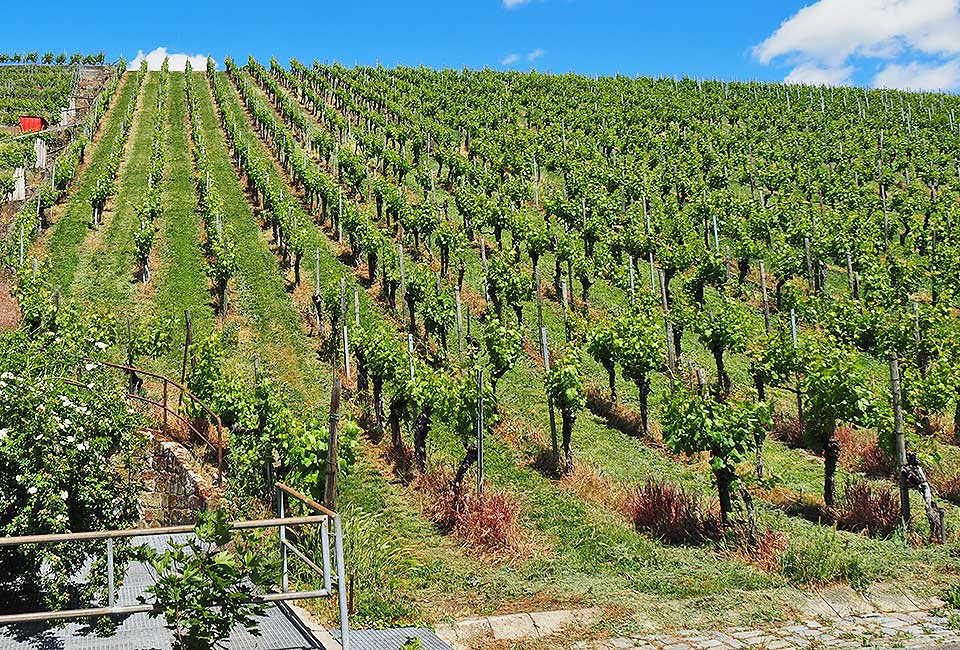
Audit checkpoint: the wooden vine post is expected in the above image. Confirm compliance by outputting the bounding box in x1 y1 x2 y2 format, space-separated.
888 352 911 527
790 309 803 432
454 287 465 365
476 368 484 495
759 260 771 334
659 269 676 371
324 376 341 510
535 262 560 468
340 278 350 379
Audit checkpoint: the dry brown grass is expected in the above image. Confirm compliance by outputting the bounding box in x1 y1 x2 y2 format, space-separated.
728 525 789 573
834 425 892 477
413 467 525 558
558 461 625 513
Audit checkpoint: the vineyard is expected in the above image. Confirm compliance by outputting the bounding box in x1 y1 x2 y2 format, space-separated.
3 52 960 647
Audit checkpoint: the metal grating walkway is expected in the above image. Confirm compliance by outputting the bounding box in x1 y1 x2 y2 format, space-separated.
0 534 324 650
331 627 451 650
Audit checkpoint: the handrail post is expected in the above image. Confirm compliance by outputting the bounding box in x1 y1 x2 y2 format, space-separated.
217 420 223 485
279 487 288 593
321 518 332 593
107 538 115 608
334 515 350 650
162 378 168 433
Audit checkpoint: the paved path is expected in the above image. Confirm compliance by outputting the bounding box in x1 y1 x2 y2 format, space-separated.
438 585 960 650
575 610 960 650
0 534 324 650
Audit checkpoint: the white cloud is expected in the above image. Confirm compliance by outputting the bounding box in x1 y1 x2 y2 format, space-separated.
754 0 960 86
503 0 531 7
129 47 213 72
872 58 960 89
501 53 520 66
784 62 854 85
527 48 544 62
754 0 960 66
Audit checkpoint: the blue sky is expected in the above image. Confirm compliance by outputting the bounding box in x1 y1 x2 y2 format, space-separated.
7 1 960 91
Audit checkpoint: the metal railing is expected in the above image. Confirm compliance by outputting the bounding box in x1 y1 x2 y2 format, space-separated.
62 359 225 482
0 483 350 649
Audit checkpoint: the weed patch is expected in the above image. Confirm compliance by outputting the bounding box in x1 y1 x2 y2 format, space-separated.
778 527 871 587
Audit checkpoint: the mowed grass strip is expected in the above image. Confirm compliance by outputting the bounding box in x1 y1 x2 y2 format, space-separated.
149 71 215 373
201 69 519 628
193 70 335 408
70 72 159 310
43 72 137 291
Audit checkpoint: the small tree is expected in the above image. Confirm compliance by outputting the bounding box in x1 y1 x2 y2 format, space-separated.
545 347 585 474
615 307 662 436
661 385 771 524
695 294 750 396
138 509 278 650
207 226 240 316
411 368 446 472
444 368 498 495
356 324 402 441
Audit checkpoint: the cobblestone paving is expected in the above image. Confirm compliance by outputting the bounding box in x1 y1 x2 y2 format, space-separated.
574 610 960 650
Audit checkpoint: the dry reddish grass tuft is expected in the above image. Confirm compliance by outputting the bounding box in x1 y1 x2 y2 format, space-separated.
834 479 901 537
729 525 788 573
383 442 415 484
929 465 960 505
622 480 719 545
770 413 806 448
414 467 522 555
834 425 892 477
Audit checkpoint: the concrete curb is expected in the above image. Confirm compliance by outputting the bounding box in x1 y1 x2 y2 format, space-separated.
435 607 601 648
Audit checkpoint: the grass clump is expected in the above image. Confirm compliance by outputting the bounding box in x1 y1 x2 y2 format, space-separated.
415 468 521 554
778 526 871 587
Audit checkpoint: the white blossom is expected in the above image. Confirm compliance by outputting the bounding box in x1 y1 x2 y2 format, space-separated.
27 486 37 495
94 342 107 350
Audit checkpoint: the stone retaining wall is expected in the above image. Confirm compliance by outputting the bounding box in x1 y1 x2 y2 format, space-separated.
140 437 211 526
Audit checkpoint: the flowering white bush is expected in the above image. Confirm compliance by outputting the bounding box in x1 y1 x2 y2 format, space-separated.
0 328 146 610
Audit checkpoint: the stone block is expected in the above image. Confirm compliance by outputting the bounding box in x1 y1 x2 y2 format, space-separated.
489 613 537 640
